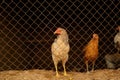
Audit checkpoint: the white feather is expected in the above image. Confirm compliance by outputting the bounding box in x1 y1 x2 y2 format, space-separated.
51 28 70 62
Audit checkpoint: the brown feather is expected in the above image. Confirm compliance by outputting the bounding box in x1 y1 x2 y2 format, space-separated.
84 33 99 62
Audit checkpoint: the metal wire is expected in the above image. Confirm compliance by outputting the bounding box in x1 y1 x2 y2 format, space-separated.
0 0 120 72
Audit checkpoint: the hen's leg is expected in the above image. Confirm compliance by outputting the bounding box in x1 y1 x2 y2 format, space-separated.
54 63 59 77
85 61 89 73
62 61 67 76
92 61 95 72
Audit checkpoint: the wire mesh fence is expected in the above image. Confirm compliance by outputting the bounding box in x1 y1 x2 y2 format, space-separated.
0 0 120 72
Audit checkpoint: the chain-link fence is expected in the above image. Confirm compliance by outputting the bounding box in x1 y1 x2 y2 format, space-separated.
0 0 120 72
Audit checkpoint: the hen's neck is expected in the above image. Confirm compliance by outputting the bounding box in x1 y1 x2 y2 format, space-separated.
57 33 69 44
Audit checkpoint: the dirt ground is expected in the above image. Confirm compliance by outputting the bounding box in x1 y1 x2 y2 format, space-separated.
0 69 120 80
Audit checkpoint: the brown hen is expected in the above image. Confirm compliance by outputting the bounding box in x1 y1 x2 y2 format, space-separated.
83 33 99 72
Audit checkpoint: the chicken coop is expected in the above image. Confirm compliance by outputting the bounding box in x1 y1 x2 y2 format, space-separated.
0 0 120 73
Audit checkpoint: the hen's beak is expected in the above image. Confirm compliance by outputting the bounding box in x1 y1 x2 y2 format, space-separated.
54 31 57 34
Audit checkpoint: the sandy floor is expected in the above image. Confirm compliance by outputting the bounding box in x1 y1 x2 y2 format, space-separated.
0 69 120 80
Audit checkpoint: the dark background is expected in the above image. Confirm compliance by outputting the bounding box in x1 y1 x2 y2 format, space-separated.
0 0 120 72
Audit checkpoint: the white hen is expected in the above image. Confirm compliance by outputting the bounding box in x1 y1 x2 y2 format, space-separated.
51 27 70 77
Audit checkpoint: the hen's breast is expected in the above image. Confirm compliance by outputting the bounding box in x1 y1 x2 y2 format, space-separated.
84 39 98 61
114 33 120 51
51 38 69 60
114 33 120 43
